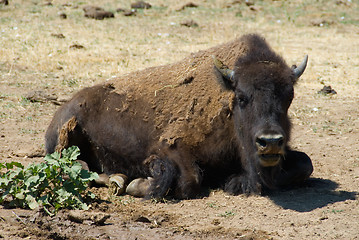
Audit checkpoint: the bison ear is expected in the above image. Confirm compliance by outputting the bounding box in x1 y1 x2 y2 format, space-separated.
212 55 236 90
292 55 308 80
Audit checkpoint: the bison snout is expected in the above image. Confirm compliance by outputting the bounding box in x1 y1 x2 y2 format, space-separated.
255 134 285 167
256 134 284 151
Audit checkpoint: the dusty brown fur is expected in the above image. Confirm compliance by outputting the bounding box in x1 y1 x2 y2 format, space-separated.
109 37 246 147
55 116 78 153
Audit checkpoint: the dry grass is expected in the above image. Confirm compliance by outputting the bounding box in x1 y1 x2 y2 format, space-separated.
1 0 358 94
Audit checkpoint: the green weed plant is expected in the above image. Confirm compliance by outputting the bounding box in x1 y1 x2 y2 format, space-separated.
0 146 98 215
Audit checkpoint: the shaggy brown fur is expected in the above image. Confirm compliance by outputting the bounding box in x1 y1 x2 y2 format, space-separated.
110 36 249 147
55 116 77 153
45 34 313 199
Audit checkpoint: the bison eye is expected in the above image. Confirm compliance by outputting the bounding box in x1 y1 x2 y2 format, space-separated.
236 94 248 107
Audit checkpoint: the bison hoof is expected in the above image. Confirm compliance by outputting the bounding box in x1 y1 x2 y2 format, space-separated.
126 177 153 198
108 174 128 196
224 175 261 195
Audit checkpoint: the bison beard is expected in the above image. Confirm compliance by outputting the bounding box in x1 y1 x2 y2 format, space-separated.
45 34 313 199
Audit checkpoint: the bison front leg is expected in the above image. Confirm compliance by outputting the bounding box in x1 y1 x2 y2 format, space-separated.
143 155 178 200
275 150 313 187
224 172 261 195
142 153 201 199
173 161 201 199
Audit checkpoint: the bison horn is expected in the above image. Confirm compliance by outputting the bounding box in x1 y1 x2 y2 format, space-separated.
212 55 235 81
293 55 308 79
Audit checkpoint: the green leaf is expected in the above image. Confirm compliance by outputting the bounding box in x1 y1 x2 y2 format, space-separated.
24 175 40 188
80 170 99 181
0 162 5 170
6 162 24 170
45 151 61 162
62 146 80 161
15 192 25 200
44 153 61 167
26 195 39 209
67 164 82 179
38 195 50 206
62 180 76 193
0 177 11 186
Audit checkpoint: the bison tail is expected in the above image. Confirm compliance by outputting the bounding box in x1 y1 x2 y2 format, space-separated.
45 116 80 154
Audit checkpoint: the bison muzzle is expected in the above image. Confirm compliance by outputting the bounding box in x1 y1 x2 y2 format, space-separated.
45 34 313 199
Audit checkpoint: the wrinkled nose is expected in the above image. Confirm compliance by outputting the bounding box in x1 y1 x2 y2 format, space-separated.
255 134 284 153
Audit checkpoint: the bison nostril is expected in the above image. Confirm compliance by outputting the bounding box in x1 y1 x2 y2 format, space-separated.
256 138 267 148
278 139 284 147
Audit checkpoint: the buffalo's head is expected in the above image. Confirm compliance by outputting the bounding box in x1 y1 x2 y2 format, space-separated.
213 49 307 169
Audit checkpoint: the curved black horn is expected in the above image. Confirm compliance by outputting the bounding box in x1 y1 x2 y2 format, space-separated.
212 55 235 81
293 55 308 79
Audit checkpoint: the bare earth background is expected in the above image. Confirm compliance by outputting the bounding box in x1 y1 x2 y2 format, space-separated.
0 0 359 239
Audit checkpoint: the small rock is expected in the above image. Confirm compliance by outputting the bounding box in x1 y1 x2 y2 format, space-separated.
226 0 254 8
62 3 73 8
180 19 199 28
24 90 66 105
68 210 111 225
91 213 111 226
135 216 151 223
27 148 46 158
249 5 261 11
83 5 104 12
318 85 337 95
231 0 243 4
176 2 198 11
310 18 334 27
68 210 85 223
51 33 65 39
69 44 85 50
245 0 254 6
131 1 152 9
82 5 114 20
84 10 114 20
123 9 137 16
24 90 58 103
58 12 67 19
116 7 137 16
116 8 126 12
212 219 221 225
42 1 52 6
336 0 351 6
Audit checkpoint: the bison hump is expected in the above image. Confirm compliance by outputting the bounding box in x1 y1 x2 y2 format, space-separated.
109 38 244 146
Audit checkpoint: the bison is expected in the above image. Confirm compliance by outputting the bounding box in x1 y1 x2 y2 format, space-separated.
45 34 313 199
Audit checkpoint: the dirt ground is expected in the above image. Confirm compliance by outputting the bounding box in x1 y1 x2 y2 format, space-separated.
0 0 358 239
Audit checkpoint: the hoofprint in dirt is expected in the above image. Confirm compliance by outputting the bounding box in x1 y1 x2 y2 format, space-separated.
1 0 359 239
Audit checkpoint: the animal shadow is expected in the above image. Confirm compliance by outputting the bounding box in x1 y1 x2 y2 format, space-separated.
266 178 358 212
